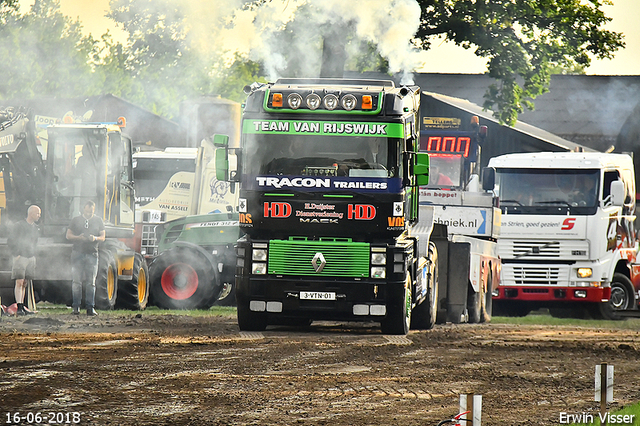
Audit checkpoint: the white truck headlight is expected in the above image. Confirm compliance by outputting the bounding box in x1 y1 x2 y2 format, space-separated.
252 262 267 275
253 249 267 262
577 268 592 278
371 266 386 279
371 252 386 265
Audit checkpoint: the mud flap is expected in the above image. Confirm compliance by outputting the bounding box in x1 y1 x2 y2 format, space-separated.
446 242 470 323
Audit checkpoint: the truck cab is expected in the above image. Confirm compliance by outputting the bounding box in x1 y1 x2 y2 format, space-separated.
418 116 501 323
488 152 638 319
216 78 451 334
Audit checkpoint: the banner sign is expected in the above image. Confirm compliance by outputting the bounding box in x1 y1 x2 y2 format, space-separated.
243 119 404 138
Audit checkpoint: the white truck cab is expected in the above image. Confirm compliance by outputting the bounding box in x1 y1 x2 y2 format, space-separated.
488 152 639 319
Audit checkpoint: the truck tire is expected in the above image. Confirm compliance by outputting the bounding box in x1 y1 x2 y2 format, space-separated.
381 273 412 335
149 246 221 310
411 243 438 330
237 303 268 331
599 273 634 320
492 300 531 317
95 249 118 310
467 280 483 323
480 272 493 323
214 282 236 306
116 253 149 310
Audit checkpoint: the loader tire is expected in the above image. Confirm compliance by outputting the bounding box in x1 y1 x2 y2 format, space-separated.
95 249 118 310
116 253 149 310
149 246 221 310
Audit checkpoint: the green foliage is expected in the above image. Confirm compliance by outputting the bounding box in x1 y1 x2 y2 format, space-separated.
415 0 624 125
0 0 104 99
0 0 625 126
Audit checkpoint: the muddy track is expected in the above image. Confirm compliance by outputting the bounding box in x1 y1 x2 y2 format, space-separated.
1 314 639 425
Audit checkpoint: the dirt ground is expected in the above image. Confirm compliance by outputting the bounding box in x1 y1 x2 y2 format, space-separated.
1 310 640 426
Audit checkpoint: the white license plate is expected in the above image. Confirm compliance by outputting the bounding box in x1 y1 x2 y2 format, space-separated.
300 291 336 301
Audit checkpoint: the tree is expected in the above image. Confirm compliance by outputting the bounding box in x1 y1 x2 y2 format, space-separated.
0 0 105 100
414 0 624 125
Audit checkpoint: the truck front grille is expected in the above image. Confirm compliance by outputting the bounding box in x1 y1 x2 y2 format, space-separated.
268 238 369 277
502 264 570 286
499 239 589 260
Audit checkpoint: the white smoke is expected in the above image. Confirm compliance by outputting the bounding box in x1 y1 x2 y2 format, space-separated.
182 0 426 82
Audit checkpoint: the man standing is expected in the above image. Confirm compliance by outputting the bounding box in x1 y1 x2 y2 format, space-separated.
9 205 41 315
66 201 105 316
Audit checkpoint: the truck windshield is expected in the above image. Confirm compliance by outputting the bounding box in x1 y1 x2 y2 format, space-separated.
496 168 600 214
425 154 463 188
133 157 196 206
243 134 399 178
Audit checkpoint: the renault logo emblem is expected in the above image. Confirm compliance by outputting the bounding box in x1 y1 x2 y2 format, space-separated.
312 252 326 273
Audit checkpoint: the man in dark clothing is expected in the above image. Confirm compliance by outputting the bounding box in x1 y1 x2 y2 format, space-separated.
9 205 41 315
66 200 105 316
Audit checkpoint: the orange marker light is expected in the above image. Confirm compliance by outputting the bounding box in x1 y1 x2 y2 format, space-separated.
362 95 373 109
272 93 283 107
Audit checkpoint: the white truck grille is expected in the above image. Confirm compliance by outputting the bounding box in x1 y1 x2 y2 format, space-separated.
502 264 571 286
498 239 589 260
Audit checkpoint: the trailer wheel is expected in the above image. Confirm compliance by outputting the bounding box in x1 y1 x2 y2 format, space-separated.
149 247 220 310
95 249 118 310
116 253 149 310
411 243 438 330
237 303 268 331
599 273 634 320
381 273 412 335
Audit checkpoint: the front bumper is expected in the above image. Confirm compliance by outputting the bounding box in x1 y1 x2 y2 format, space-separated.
236 275 405 322
493 285 610 303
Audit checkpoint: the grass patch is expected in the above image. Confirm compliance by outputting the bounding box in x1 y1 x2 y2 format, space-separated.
492 309 640 330
567 402 640 425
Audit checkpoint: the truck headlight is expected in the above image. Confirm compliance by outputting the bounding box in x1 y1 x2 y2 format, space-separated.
577 268 592 278
371 266 386 279
341 94 357 111
287 93 302 109
306 93 321 110
371 252 386 266
252 262 267 275
252 249 267 262
323 94 338 110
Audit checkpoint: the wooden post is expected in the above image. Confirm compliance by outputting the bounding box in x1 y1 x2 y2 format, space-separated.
601 363 607 426
595 363 614 426
459 394 482 426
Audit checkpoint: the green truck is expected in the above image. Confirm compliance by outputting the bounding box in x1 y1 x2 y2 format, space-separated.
215 78 485 334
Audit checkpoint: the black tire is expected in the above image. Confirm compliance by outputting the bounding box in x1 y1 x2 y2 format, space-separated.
149 246 221 310
467 281 482 323
480 271 493 323
95 249 118 310
492 300 531 317
599 273 634 320
237 302 268 331
411 243 438 330
381 273 412 335
214 282 236 306
116 253 149 310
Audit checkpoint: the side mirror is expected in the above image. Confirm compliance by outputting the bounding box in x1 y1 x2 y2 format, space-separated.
213 134 229 147
215 147 229 181
482 167 495 191
414 152 429 186
610 180 625 206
